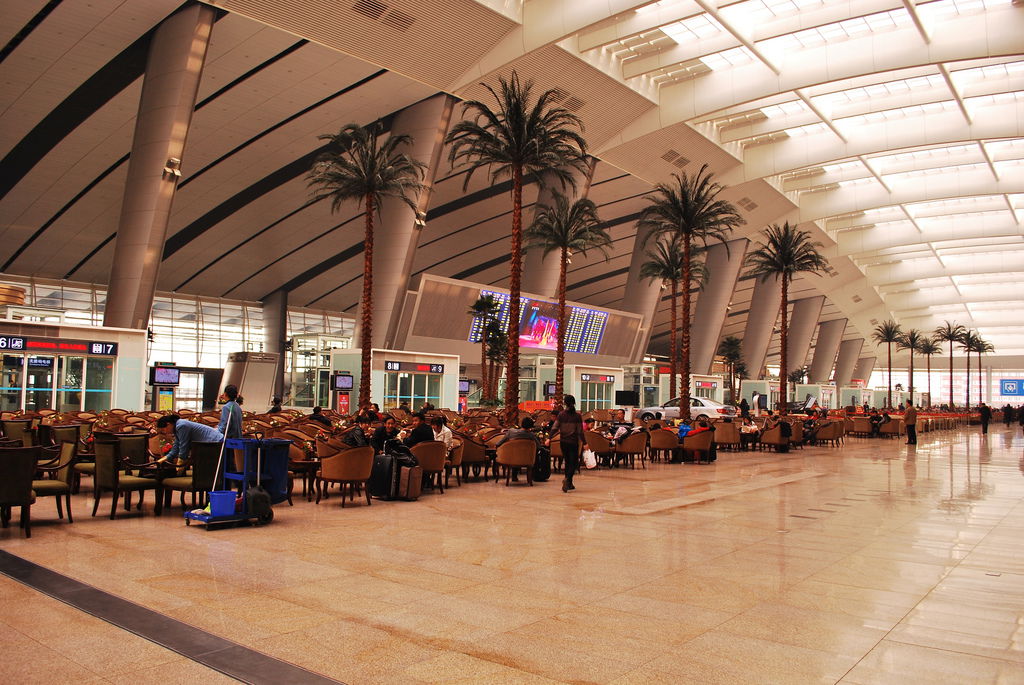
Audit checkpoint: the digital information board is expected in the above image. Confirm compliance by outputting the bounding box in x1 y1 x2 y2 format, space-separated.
384 361 445 374
468 290 607 354
0 335 118 355
1000 379 1024 396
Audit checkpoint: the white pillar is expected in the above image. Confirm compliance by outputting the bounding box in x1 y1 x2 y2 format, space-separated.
741 274 781 378
261 289 288 399
622 223 663 362
809 318 846 383
853 357 877 384
104 4 216 329
786 296 825 372
373 94 456 349
690 239 748 374
833 338 864 387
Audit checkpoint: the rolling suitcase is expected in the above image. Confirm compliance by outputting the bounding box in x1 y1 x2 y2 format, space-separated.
397 465 423 501
369 454 400 500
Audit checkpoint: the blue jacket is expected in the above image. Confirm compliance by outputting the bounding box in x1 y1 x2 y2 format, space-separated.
167 419 224 462
217 400 243 440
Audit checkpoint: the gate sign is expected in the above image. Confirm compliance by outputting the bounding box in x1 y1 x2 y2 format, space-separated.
1000 379 1024 396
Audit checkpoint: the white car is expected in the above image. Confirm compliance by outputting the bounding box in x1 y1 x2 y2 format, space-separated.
637 397 737 421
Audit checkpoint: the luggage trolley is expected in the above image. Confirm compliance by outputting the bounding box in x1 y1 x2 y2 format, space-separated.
184 438 291 528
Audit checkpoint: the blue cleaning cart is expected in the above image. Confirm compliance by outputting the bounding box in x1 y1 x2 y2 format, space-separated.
184 438 292 528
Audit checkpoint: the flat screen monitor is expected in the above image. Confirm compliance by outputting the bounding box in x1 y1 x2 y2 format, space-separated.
615 390 640 406
333 374 354 391
544 382 557 396
458 379 470 394
518 300 560 350
150 366 180 386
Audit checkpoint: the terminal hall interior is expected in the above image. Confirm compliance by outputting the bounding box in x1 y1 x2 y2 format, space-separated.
1 1 1024 683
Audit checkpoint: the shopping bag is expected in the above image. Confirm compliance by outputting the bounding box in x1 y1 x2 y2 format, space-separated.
582 448 597 469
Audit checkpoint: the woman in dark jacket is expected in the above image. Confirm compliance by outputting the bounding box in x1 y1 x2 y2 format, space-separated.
551 395 586 493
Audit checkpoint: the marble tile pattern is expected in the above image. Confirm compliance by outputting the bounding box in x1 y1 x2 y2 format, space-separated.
2 425 1024 683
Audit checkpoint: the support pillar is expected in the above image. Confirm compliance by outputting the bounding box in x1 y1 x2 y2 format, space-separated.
833 338 864 387
852 357 877 385
375 94 456 349
521 161 596 298
786 296 825 373
690 239 748 374
261 289 288 400
741 274 781 379
809 318 846 383
103 4 215 329
622 224 662 362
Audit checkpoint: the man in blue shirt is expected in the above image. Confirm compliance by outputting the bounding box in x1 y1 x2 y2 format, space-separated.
156 414 224 464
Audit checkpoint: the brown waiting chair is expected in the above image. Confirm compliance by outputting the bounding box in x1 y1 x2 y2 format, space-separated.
615 431 648 469
2 419 35 446
31 441 78 524
445 440 464 487
713 422 742 451
648 429 679 462
758 425 788 452
92 441 163 519
316 446 374 507
495 439 537 486
584 430 613 467
0 446 38 537
161 441 224 510
681 429 714 462
456 433 491 481
411 441 448 493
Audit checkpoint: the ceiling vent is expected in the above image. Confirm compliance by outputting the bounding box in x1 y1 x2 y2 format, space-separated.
546 89 584 112
382 9 415 30
352 0 387 19
852 294 862 303
563 95 585 112
672 156 690 168
869 318 878 325
737 197 758 211
661 149 680 162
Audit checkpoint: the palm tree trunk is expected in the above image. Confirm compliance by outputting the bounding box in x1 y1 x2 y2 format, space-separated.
908 349 914 405
359 193 374 410
680 236 692 422
977 350 983 405
668 279 678 401
555 245 568 408
926 353 932 408
886 343 892 409
779 277 789 416
965 348 971 409
948 341 954 410
480 334 489 403
504 166 523 424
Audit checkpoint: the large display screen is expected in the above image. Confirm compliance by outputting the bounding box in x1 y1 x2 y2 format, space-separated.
150 366 180 386
468 290 607 354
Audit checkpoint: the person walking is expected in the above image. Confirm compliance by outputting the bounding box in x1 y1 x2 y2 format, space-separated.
979 402 992 435
904 404 917 445
551 394 586 493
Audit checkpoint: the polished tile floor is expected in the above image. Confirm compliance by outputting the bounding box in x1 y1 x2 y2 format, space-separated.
2 424 1024 684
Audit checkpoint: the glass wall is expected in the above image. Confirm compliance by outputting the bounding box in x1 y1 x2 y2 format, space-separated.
1 356 22 411
579 380 614 412
84 357 113 411
383 372 442 411
57 356 83 411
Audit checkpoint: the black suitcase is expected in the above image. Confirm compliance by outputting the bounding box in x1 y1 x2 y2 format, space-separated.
533 446 551 482
369 454 400 500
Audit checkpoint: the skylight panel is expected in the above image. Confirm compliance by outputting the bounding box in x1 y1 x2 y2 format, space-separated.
699 46 755 70
760 99 808 118
661 13 723 43
786 122 828 137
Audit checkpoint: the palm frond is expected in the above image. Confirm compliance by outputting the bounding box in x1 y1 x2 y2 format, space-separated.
743 221 830 284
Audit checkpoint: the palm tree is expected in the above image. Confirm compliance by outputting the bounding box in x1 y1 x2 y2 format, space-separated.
743 222 828 416
468 295 500 402
918 338 941 408
959 330 980 409
872 320 903 409
640 237 685 401
484 321 507 405
898 328 926 406
308 123 426 410
639 165 743 421
717 335 743 404
933 321 966 409
524 195 611 408
974 337 994 405
446 72 588 423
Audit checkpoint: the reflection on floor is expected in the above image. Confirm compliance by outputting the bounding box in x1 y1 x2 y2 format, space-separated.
2 425 1023 684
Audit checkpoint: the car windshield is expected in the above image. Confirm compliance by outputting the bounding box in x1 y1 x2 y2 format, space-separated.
664 399 679 408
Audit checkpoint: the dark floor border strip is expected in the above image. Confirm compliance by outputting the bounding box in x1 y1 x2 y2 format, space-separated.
0 549 342 685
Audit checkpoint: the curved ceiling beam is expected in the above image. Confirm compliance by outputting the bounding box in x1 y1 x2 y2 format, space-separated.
865 252 1024 284
835 213 1024 257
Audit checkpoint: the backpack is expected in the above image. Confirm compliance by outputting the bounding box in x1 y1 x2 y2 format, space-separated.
779 421 793 438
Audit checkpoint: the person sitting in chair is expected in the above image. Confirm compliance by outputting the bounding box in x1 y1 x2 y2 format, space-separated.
308 406 332 427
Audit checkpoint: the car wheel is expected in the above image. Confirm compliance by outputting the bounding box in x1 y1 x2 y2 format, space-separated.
640 413 654 421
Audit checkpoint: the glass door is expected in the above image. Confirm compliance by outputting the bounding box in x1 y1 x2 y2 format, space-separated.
84 357 114 411
57 356 84 411
1 355 23 411
25 356 55 412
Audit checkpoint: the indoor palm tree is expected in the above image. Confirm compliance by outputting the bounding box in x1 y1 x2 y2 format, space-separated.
898 328 926 406
918 338 941 408
446 72 588 422
872 320 903 409
308 123 426 410
717 335 743 405
933 321 966 410
640 237 685 400
639 165 743 421
524 194 611 408
743 222 828 416
468 295 500 402
959 330 980 409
